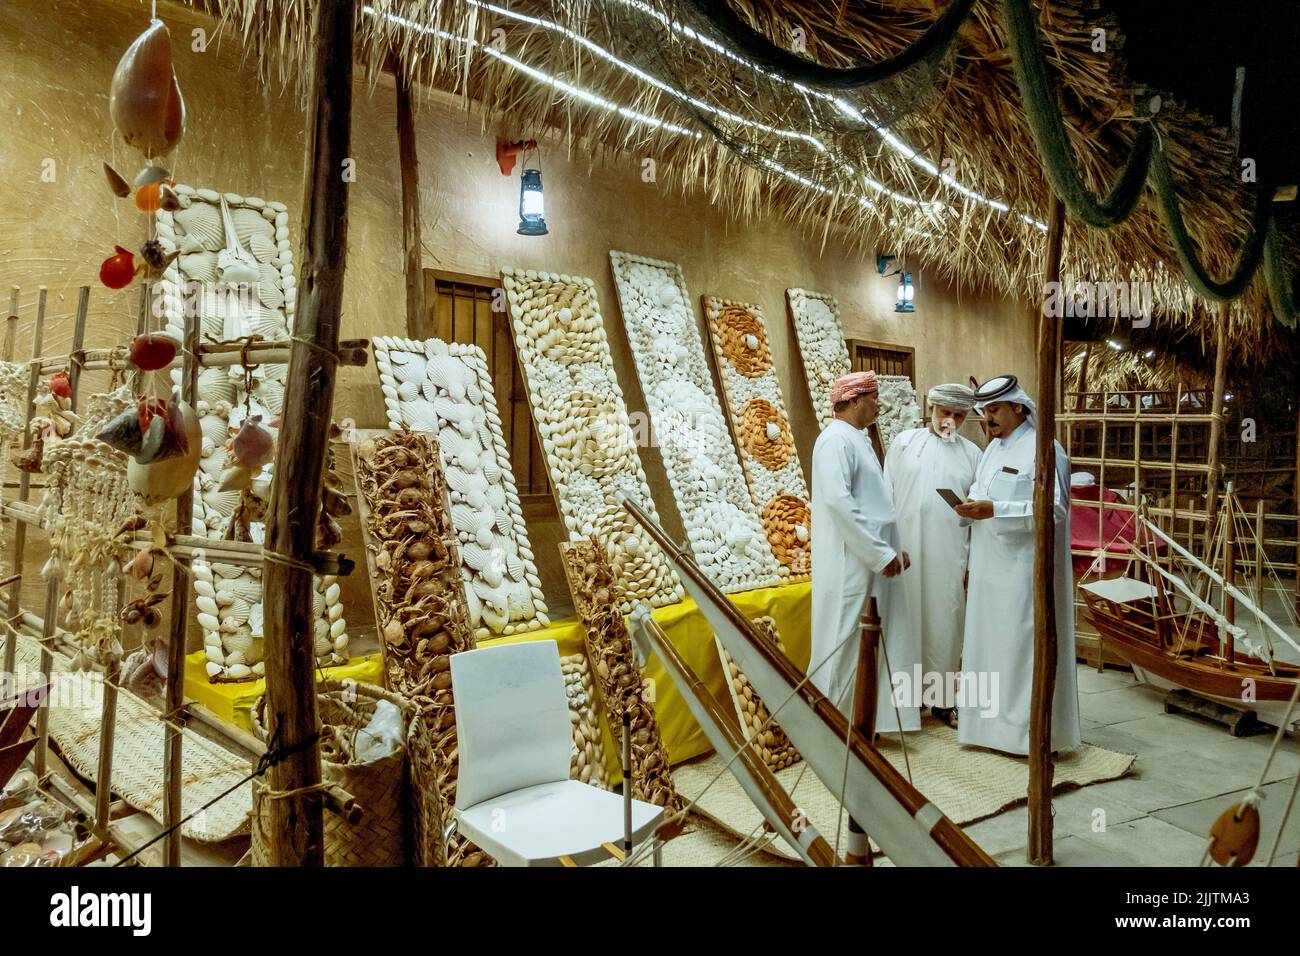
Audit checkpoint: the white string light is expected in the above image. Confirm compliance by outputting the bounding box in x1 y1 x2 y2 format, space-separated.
613 0 1048 230
364 2 1045 233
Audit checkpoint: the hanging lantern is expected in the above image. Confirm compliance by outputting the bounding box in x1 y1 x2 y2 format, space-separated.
517 168 548 236
895 273 915 313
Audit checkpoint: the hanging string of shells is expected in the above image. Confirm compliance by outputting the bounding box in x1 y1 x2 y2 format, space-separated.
702 296 811 580
717 616 802 771
371 336 549 638
786 288 851 430
351 429 492 867
153 185 347 681
609 252 782 592
561 539 681 811
37 386 146 669
499 267 683 612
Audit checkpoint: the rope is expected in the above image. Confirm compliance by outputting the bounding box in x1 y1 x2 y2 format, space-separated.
1263 219 1300 329
260 548 319 575
1001 0 1153 228
1148 139 1275 301
684 0 976 91
112 726 320 866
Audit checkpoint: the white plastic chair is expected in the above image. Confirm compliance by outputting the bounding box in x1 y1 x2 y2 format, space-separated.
449 640 665 866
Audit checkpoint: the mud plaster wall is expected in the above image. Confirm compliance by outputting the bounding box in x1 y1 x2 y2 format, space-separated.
0 0 1039 637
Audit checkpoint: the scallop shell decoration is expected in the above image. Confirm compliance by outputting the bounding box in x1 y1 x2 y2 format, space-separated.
609 253 781 592
786 288 852 429
875 373 923 451
500 267 683 612
702 295 810 579
372 336 550 639
156 185 345 682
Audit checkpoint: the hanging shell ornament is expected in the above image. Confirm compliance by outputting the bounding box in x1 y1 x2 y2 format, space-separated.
103 162 132 198
109 19 186 158
128 395 200 502
99 245 137 289
228 416 274 471
128 331 179 371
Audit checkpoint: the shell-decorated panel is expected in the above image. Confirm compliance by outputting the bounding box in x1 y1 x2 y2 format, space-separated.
876 373 923 451
371 336 550 638
157 186 345 682
786 288 851 429
609 252 782 592
499 267 683 612
702 295 810 579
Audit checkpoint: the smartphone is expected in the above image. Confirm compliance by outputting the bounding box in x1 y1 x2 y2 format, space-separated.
936 488 964 510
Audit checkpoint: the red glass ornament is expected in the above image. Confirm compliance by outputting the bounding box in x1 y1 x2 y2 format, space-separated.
99 245 136 289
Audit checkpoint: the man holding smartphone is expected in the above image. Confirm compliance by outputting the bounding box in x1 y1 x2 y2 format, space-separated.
809 370 918 735
953 375 1080 756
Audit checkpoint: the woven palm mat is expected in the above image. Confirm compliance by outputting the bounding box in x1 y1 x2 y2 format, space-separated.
673 717 1135 863
14 635 251 842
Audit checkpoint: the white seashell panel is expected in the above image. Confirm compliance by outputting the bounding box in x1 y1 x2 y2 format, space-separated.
158 185 346 682
372 336 549 639
701 295 810 579
786 288 851 429
500 267 683 612
876 373 923 451
609 252 782 592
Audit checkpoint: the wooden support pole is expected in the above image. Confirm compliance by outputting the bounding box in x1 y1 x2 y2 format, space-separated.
395 59 427 340
4 287 17 361
163 291 199 867
3 286 43 683
1204 309 1229 554
261 0 356 868
1028 196 1065 866
846 597 881 866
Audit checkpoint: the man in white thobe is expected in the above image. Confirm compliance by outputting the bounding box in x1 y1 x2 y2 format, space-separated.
809 370 920 734
884 383 982 726
954 375 1081 755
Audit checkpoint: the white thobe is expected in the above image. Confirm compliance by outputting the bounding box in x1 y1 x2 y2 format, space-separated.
884 428 982 685
958 420 1081 754
809 419 920 733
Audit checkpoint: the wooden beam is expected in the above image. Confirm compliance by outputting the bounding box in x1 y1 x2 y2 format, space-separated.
260 0 356 868
395 59 427 339
1028 196 1064 866
1204 307 1229 554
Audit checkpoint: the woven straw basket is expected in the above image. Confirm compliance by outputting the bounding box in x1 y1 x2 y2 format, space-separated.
250 680 447 867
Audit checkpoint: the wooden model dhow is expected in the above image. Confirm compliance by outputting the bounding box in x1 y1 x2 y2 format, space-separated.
1080 505 1300 727
620 496 995 867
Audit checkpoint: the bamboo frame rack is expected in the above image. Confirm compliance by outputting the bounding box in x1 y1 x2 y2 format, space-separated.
0 283 339 866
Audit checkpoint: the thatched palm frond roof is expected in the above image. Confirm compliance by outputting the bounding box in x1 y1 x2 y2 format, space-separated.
202 0 1298 361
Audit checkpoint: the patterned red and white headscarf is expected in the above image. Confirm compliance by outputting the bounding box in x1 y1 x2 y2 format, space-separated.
830 370 878 404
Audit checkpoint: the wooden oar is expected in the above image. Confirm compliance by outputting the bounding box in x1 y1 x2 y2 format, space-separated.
630 608 837 866
622 495 995 867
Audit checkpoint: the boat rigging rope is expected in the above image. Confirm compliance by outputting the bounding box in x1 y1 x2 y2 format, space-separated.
620 620 862 868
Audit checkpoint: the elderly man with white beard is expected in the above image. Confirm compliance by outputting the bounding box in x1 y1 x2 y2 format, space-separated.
883 383 982 727
953 375 1080 756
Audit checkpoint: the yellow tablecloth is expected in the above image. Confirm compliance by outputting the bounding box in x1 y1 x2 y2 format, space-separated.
184 581 812 769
